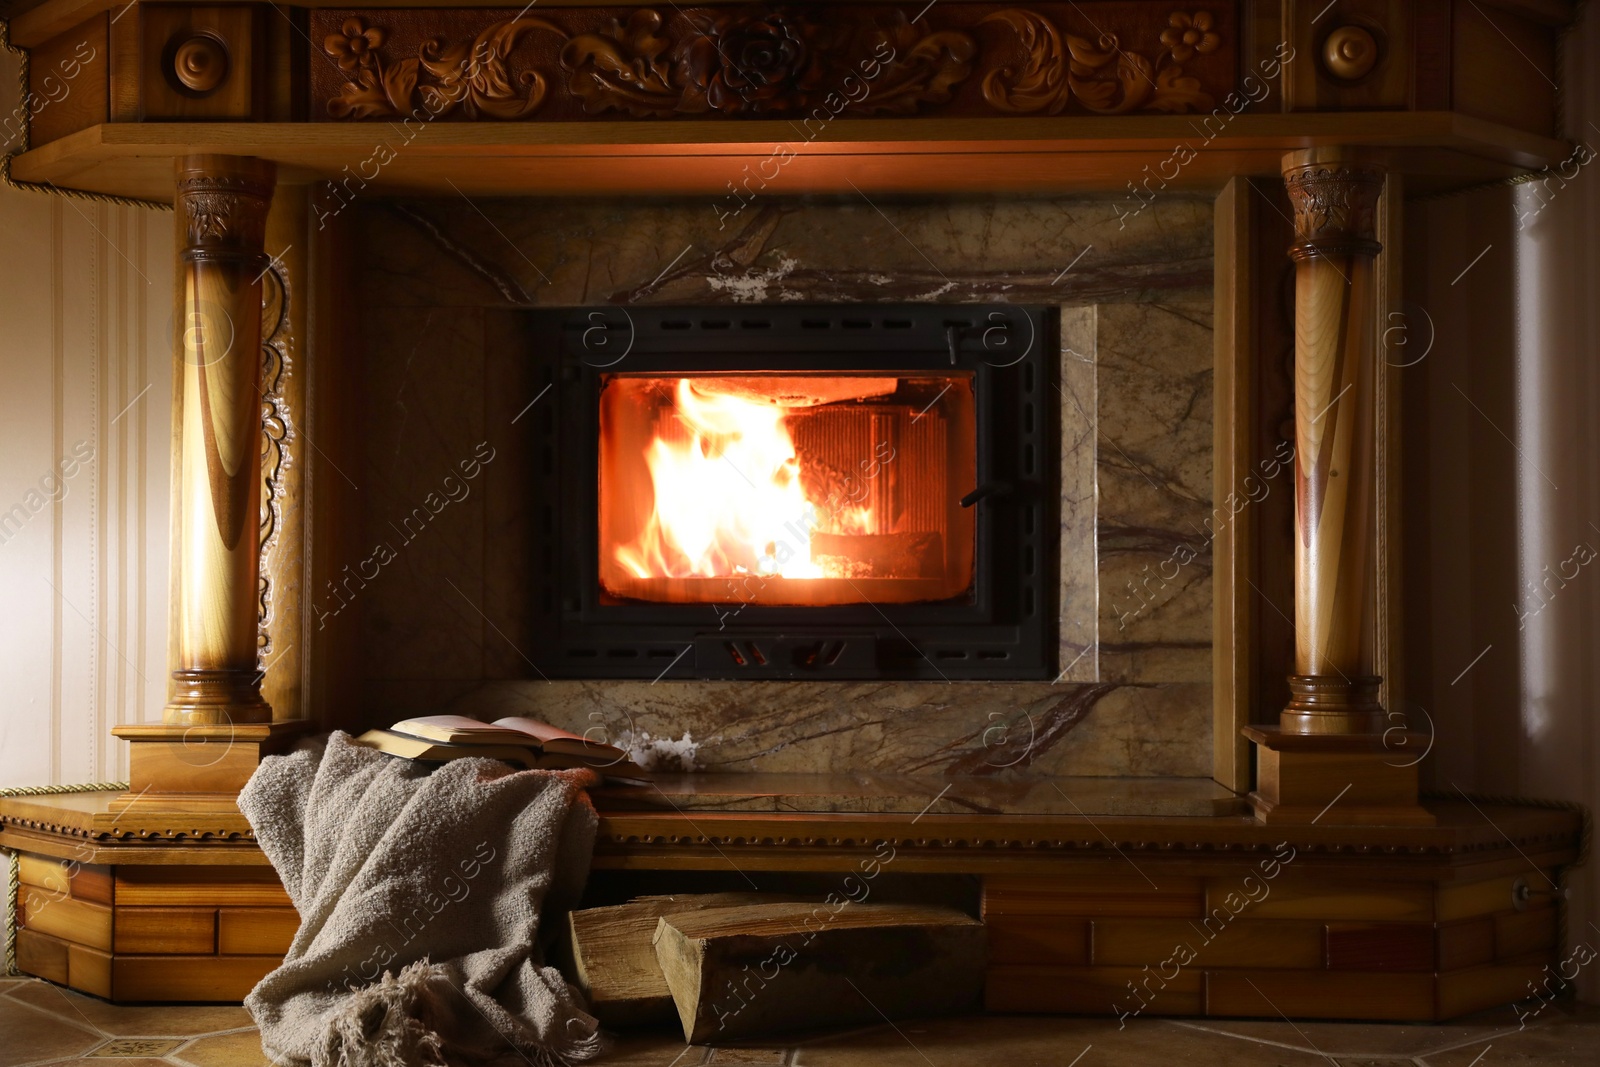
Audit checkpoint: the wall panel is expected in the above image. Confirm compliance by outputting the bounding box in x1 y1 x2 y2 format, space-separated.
0 46 174 787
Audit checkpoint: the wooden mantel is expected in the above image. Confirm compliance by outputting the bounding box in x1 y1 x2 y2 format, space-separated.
5 113 1572 203
3 0 1576 202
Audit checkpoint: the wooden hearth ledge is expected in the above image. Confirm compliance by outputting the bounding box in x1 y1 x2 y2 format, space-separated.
1 784 1581 1012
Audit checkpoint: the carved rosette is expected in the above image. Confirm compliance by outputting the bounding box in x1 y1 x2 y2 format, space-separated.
676 9 831 114
313 6 1234 121
1282 154 1386 261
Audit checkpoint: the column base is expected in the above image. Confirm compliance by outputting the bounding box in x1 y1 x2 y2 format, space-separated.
1243 725 1436 826
162 668 274 726
111 720 313 804
1281 674 1386 734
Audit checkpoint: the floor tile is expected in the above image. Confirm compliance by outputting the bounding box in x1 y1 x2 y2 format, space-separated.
793 1015 1295 1067
0 996 104 1067
707 1048 790 1064
84 1039 186 1057
588 1030 703 1066
4 981 254 1038
0 976 1594 1067
1166 1016 1524 1059
1421 1005 1600 1066
172 1030 270 1067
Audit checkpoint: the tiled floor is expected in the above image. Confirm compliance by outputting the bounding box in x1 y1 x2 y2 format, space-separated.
1 977 1595 1067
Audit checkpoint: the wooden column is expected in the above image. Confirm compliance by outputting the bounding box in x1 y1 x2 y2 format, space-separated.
1281 147 1386 736
113 155 309 804
166 154 277 726
1243 147 1430 825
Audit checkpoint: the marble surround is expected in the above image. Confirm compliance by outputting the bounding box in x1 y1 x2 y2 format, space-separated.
350 193 1215 781
593 773 1238 817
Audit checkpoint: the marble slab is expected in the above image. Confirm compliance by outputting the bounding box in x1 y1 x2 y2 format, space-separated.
445 678 1213 779
1094 295 1215 684
357 194 1214 312
352 192 1217 780
1057 306 1098 682
595 773 1243 817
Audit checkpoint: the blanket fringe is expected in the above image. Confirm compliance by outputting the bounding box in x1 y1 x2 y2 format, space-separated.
318 961 449 1067
314 961 607 1067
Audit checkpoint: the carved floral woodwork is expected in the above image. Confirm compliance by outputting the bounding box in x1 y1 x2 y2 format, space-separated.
979 9 1217 115
558 9 977 118
324 14 558 119
257 266 294 659
310 4 1238 122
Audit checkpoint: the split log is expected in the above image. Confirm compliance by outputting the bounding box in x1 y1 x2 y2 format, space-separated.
563 893 779 1025
652 901 985 1043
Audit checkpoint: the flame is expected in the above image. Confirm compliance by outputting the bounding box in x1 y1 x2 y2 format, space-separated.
614 379 869 581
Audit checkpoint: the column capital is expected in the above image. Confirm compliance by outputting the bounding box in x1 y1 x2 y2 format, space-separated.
175 155 276 264
1281 147 1387 262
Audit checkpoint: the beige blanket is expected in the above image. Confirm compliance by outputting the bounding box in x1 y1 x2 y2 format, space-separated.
239 731 605 1067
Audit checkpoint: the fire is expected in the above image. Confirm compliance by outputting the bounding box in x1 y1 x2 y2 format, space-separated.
612 379 866 581
600 371 978 606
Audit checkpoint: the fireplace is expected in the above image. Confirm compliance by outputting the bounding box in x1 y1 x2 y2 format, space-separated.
525 304 1056 680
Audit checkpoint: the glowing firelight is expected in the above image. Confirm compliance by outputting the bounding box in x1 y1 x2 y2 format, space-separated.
613 379 869 581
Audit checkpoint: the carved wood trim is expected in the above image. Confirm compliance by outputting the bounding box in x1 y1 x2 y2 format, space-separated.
593 818 1581 859
309 4 1239 122
256 261 294 662
1374 172 1404 729
1 810 1574 856
1212 176 1254 794
0 817 257 843
1 796 1580 864
592 834 1572 860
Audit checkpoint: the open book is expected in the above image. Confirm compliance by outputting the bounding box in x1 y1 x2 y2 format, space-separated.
355 714 649 784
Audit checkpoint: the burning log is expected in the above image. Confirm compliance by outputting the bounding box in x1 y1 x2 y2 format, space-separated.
810 532 943 579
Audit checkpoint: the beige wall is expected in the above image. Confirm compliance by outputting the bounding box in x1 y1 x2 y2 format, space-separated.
0 48 175 787
1404 5 1599 997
